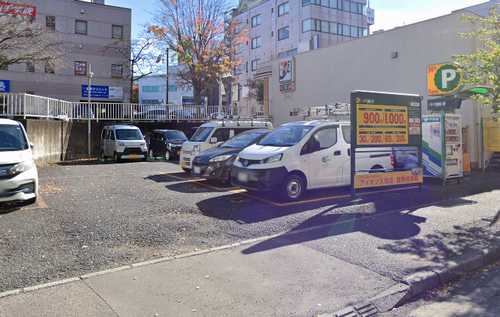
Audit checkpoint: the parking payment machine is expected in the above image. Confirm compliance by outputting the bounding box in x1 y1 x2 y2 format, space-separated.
423 114 464 181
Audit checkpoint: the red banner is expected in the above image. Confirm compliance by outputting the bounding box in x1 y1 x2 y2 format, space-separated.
0 1 37 17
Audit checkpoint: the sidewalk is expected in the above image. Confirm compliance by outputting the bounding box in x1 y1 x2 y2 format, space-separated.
1 189 499 317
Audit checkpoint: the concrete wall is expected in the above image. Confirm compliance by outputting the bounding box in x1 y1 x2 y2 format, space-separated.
269 11 488 166
21 119 202 165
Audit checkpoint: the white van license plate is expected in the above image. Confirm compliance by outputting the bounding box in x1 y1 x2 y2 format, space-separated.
237 172 249 183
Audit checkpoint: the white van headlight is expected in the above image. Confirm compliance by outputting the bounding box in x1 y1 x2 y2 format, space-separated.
118 142 126 147
263 153 283 164
9 161 34 177
209 154 234 163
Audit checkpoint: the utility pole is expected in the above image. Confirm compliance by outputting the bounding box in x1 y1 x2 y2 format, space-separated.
165 47 169 105
87 63 94 157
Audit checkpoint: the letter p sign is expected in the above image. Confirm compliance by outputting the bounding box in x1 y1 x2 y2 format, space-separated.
428 64 462 95
441 69 457 89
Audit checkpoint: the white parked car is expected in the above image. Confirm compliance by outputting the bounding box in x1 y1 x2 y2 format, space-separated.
231 120 394 201
180 120 272 172
0 119 38 205
99 125 148 162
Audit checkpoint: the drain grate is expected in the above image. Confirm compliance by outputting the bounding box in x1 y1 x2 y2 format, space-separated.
332 302 379 317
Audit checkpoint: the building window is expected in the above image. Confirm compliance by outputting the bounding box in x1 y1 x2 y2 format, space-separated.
46 16 56 32
251 15 261 27
278 2 289 16
25 61 34 73
75 20 88 35
0 64 7 71
303 0 365 15
251 59 259 71
111 64 123 78
302 19 313 32
74 61 87 76
251 36 262 49
142 85 161 93
112 25 123 40
45 62 55 74
278 26 289 40
168 84 177 92
321 20 329 33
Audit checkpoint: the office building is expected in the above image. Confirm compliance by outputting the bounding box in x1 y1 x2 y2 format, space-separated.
231 0 374 115
0 0 131 102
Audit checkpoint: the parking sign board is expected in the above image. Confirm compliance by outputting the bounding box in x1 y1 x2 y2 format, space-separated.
0 80 10 93
427 63 462 96
351 91 423 191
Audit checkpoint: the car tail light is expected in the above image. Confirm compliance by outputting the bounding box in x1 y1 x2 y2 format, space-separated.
390 154 395 167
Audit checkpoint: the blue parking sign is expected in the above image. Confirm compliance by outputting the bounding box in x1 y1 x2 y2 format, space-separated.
0 80 10 93
82 85 109 98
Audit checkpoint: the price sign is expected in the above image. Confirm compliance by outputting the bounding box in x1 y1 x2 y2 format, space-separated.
350 91 423 192
356 104 408 145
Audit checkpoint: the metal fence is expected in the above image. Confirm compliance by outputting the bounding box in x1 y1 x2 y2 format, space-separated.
0 93 250 122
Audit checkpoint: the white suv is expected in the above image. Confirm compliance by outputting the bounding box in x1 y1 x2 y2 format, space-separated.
0 119 38 205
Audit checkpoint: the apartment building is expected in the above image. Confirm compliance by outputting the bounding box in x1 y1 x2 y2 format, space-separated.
0 0 131 102
231 0 374 115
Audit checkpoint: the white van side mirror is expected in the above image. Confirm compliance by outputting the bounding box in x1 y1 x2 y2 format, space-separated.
210 137 218 144
29 143 34 149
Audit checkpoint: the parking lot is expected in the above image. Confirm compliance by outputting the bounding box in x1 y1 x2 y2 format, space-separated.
0 159 499 293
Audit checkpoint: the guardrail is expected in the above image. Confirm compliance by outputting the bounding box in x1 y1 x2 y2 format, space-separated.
0 93 271 122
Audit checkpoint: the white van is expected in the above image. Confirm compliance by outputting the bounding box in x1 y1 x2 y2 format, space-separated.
180 120 272 171
0 119 38 204
99 125 148 162
231 120 394 201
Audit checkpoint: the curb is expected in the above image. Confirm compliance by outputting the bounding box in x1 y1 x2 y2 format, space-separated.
397 243 500 307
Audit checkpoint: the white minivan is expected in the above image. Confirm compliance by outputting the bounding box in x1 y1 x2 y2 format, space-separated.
231 120 394 200
99 125 148 162
180 120 272 172
0 119 38 205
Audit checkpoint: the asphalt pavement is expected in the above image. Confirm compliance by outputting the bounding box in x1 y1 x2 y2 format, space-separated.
0 160 499 316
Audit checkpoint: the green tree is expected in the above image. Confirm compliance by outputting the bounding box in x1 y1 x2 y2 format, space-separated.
454 6 499 115
150 0 247 105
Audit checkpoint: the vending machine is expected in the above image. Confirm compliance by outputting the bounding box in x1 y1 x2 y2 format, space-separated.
423 114 463 181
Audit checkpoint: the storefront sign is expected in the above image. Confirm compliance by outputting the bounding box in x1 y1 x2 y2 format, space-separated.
427 63 462 96
354 169 423 189
279 59 293 83
82 85 109 99
0 80 10 93
0 1 37 17
109 86 123 100
356 104 409 145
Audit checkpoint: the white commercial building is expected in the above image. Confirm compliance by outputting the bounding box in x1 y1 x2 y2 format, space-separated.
231 0 374 115
138 67 194 105
268 0 499 168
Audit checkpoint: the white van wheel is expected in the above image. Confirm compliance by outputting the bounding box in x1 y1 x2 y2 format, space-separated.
282 174 305 201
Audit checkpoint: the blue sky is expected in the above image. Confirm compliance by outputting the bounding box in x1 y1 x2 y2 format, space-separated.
105 0 487 38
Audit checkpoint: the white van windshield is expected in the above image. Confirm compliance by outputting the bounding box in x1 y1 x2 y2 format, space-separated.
190 127 214 142
258 125 314 147
116 129 143 141
0 124 29 151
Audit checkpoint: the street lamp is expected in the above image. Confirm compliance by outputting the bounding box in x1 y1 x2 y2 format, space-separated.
156 47 169 105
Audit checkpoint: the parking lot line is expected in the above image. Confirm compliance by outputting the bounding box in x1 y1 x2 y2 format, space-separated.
241 186 422 208
163 173 240 192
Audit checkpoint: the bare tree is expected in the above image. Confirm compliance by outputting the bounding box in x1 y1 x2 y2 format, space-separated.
0 15 62 70
149 0 247 104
